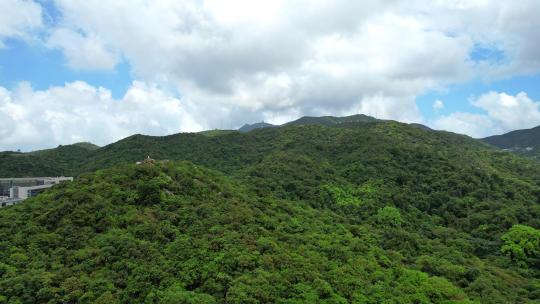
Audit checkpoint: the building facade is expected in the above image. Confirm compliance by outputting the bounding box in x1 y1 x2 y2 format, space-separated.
0 177 73 208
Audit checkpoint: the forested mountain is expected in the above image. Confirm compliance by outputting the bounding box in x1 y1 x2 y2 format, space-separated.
0 143 96 177
0 118 426 178
71 142 100 151
483 125 540 160
1 120 540 302
284 114 379 126
238 122 278 132
237 114 378 133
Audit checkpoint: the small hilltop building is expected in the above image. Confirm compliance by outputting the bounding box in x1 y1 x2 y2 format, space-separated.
136 155 156 165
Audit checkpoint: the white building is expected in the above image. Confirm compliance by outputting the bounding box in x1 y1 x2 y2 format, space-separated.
0 177 73 208
0 199 23 208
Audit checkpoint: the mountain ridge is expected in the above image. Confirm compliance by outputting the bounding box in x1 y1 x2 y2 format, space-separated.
0 119 476 178
238 122 278 132
2 114 540 179
238 114 381 133
482 125 540 159
1 121 539 302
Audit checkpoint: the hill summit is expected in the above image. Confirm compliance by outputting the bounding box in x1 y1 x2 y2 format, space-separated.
238 122 277 132
238 114 379 133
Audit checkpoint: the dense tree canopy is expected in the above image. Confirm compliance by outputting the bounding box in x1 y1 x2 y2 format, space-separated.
1 121 540 303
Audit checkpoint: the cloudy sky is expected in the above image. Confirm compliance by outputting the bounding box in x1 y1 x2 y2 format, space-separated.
1 0 540 151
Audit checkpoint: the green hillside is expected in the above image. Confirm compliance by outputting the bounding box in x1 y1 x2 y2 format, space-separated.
0 116 433 179
1 159 539 303
198 130 237 137
237 114 379 133
0 121 539 302
238 122 278 133
0 144 95 177
483 125 540 160
285 114 378 126
72 142 100 151
0 121 472 178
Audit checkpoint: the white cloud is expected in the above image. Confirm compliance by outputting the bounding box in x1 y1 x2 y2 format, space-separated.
421 0 540 77
432 91 540 137
0 0 42 46
0 81 203 151
47 28 120 70
432 112 497 138
433 100 444 110
3 0 540 147
45 0 479 128
472 91 540 130
46 0 540 133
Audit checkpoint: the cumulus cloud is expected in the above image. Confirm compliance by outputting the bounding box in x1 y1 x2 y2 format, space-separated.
0 0 42 46
432 91 540 137
46 1 540 128
2 0 540 148
47 28 120 70
47 0 478 127
422 0 540 77
432 112 497 138
0 81 203 151
472 91 540 130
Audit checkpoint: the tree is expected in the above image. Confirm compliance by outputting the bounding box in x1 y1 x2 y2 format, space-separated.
376 206 403 228
158 284 216 304
501 224 540 267
136 179 162 206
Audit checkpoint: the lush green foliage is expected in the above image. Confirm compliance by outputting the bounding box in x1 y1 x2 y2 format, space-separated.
71 142 100 151
284 114 378 127
238 113 377 133
376 206 403 228
501 224 540 268
1 121 540 303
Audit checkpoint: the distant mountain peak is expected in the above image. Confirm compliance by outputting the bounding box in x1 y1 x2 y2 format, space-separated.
238 122 278 133
482 124 540 159
72 142 100 150
482 125 540 149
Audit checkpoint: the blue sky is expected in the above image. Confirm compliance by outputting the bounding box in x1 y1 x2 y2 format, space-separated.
1 0 540 151
417 74 540 117
0 39 132 98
